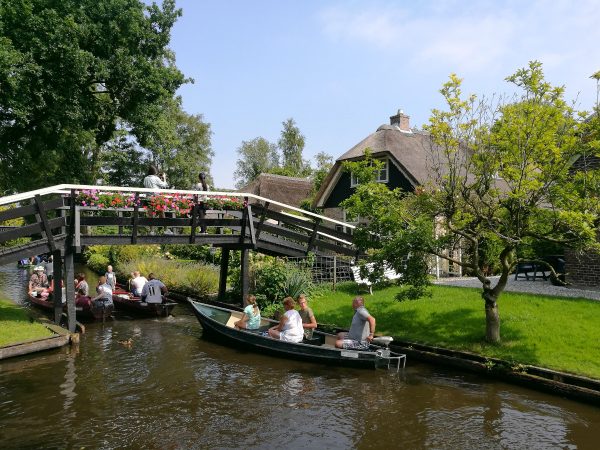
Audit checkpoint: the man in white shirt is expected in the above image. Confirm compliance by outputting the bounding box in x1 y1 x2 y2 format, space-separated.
130 271 148 297
141 273 168 304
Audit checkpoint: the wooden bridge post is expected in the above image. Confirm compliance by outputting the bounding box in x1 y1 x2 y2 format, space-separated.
64 249 76 333
240 248 249 306
52 249 63 324
218 248 230 301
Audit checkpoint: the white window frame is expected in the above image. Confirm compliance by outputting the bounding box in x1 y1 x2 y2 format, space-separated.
350 158 389 187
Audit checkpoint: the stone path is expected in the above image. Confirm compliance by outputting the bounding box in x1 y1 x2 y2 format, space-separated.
433 274 600 301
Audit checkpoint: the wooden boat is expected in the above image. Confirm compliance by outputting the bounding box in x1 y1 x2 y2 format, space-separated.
189 300 406 370
27 292 113 321
112 286 177 317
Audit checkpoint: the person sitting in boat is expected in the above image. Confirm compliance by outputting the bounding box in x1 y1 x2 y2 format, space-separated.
105 265 116 290
130 271 148 297
75 273 89 296
234 294 261 330
297 294 317 340
91 276 114 308
268 297 304 343
335 296 376 350
75 287 92 308
28 265 49 296
141 273 168 304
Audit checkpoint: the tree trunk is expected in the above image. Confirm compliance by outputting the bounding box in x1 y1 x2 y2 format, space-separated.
483 291 500 343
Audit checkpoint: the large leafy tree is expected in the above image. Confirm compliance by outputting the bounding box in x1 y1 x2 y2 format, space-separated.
144 98 213 189
0 0 187 193
234 137 279 188
277 118 311 176
343 62 599 343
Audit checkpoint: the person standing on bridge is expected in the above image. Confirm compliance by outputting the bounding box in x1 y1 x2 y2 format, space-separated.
144 165 168 190
194 171 210 234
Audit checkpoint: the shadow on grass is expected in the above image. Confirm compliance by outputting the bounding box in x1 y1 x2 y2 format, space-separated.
0 300 32 322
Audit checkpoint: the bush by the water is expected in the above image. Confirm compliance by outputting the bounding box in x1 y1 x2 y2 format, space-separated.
86 253 110 273
118 257 219 296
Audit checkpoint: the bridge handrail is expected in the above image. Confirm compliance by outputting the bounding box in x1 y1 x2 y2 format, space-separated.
0 183 356 231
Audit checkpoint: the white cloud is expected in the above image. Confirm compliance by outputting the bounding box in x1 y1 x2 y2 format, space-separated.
318 1 600 77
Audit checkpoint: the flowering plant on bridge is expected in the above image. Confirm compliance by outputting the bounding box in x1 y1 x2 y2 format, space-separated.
76 190 138 208
203 196 245 210
146 193 194 217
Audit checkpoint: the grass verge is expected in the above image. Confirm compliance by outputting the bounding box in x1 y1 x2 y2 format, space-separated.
0 298 55 347
311 282 600 379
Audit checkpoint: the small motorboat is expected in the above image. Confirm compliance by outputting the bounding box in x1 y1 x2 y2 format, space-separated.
189 300 406 370
112 286 177 317
28 292 113 322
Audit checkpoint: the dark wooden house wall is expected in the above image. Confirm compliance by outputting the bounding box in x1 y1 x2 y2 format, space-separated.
323 160 415 208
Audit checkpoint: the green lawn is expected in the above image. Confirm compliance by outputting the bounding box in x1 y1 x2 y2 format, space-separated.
311 282 600 379
0 298 55 347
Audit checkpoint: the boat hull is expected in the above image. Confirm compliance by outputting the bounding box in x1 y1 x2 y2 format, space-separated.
189 300 394 369
28 293 113 321
112 288 176 317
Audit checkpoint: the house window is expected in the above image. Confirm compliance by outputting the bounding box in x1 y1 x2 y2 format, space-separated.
350 158 389 187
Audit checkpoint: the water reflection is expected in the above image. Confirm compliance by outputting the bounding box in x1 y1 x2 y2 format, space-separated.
1 263 599 448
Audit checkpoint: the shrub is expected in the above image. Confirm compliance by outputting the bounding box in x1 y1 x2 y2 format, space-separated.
110 245 161 264
163 244 220 263
282 266 314 299
87 253 110 273
118 257 219 296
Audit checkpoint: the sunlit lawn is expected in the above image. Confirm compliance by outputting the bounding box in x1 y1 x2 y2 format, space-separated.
0 298 55 346
311 282 600 379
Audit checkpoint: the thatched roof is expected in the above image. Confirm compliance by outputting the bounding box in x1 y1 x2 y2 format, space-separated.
238 173 313 209
313 123 442 208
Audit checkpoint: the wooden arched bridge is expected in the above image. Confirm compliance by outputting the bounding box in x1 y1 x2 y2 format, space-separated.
0 184 358 332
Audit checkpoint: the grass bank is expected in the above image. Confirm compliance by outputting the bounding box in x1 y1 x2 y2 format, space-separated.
0 298 54 347
311 283 600 379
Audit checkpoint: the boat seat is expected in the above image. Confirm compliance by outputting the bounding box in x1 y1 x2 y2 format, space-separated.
371 336 393 347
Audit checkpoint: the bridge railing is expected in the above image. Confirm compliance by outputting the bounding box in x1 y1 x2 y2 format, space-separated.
0 184 358 261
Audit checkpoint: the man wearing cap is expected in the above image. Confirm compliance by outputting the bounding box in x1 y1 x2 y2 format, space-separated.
28 265 49 296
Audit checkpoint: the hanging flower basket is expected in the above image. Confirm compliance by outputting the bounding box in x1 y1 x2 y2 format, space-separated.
146 193 194 217
76 190 139 208
203 195 245 211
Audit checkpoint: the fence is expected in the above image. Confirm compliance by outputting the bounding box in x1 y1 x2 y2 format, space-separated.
285 255 355 289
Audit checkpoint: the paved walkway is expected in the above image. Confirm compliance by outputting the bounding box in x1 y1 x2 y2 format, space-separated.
433 274 600 301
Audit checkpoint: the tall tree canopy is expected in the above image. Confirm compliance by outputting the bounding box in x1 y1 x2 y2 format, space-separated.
277 118 311 176
234 137 279 188
0 0 189 193
343 62 599 343
234 118 314 187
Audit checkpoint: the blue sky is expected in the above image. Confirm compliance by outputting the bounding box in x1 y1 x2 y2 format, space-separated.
168 0 600 189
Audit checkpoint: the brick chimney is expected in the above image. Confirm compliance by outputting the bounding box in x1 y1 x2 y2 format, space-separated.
390 109 410 131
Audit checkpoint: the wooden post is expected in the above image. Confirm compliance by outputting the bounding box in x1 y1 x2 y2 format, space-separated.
52 249 63 324
333 255 337 291
240 248 249 306
218 248 230 301
64 249 76 333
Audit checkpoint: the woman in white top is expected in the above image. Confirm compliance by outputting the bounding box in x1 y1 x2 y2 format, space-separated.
143 165 168 189
268 297 304 343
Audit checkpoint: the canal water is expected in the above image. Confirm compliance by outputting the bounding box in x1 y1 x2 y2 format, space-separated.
0 264 599 449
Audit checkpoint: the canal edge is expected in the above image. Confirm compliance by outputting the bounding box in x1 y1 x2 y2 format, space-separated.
390 339 600 407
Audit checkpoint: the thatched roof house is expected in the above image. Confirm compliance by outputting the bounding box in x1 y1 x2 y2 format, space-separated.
313 110 436 215
238 173 313 210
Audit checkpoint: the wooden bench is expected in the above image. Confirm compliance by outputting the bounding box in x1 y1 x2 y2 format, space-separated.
351 263 402 294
